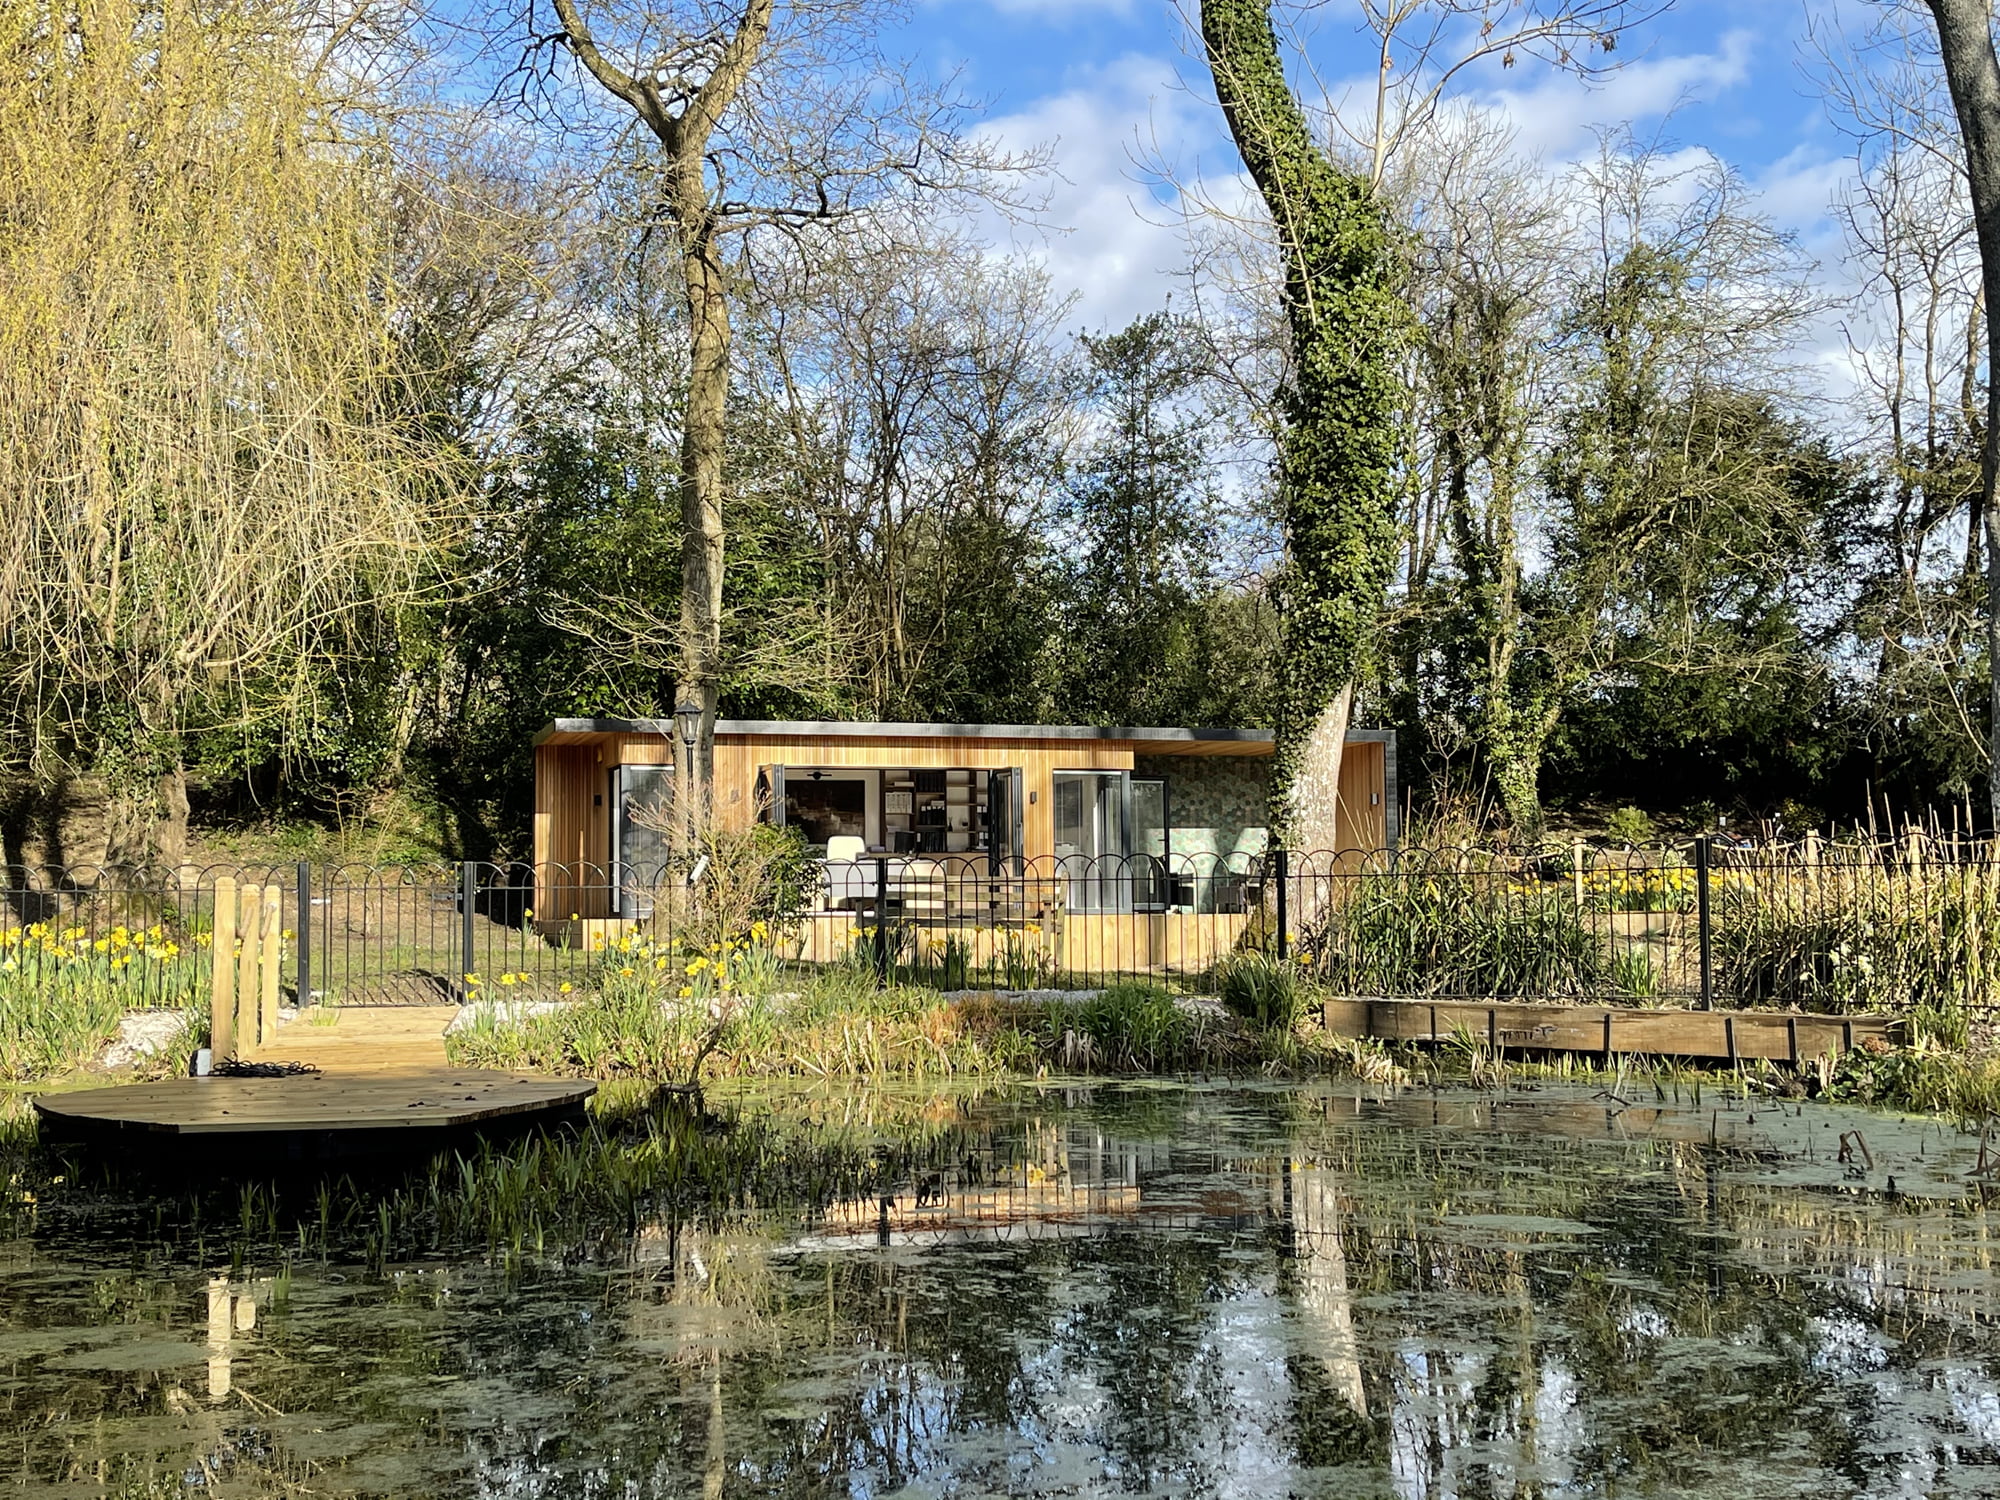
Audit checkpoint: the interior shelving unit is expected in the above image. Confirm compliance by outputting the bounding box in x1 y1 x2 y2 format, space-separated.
883 768 989 854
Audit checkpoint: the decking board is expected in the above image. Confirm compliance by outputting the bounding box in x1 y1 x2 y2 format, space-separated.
35 1068 594 1138
1323 996 1903 1062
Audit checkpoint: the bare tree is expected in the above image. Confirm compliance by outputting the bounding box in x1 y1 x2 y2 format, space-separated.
511 0 1033 837
1815 3 2000 813
1392 120 1569 834
747 228 1075 718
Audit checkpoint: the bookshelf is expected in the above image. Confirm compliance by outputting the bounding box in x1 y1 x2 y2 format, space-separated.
883 767 988 853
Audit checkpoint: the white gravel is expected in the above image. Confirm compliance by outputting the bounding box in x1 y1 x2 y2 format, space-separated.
100 1010 195 1069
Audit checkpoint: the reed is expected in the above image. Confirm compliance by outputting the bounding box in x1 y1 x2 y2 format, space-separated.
1711 858 2000 1045
1306 870 1608 999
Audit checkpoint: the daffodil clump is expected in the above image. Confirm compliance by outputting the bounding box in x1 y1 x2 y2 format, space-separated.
591 920 782 1003
0 920 207 1077
1581 865 1696 914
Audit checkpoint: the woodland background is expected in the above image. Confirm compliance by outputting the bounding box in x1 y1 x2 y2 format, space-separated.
1 0 1990 869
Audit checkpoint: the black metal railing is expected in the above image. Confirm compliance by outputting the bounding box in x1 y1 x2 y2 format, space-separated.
3 836 1996 1022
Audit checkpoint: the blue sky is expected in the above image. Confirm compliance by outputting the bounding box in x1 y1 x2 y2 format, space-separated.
884 0 1870 353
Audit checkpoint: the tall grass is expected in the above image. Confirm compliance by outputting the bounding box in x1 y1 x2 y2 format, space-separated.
444 967 1365 1081
1712 859 2000 1045
1306 871 1608 999
448 968 1042 1079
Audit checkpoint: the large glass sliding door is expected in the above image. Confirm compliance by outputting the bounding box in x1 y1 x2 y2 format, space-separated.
1053 771 1169 912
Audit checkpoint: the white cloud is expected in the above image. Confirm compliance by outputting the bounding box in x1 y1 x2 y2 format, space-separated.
960 18 1865 401
974 53 1224 332
1478 27 1759 161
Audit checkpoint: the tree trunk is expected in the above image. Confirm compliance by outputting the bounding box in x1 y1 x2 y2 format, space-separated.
548 0 774 839
1201 0 1407 857
1927 0 2000 831
1489 735 1543 844
1285 685 1354 855
679 225 729 826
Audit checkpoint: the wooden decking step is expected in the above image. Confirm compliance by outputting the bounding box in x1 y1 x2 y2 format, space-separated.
242 1005 453 1070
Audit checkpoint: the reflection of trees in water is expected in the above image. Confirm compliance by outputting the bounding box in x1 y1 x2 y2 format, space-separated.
8 1086 2000 1496
1269 1099 2000 1496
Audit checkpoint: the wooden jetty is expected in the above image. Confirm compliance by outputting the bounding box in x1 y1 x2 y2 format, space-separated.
32 876 588 1161
1323 996 1907 1064
34 1068 594 1160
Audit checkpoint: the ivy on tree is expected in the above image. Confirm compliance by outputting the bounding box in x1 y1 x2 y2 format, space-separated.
1200 0 1408 846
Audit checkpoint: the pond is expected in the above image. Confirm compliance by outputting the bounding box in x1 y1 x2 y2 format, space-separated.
2 1077 1998 1498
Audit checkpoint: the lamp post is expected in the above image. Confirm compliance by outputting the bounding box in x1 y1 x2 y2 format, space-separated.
673 700 703 758
673 699 703 859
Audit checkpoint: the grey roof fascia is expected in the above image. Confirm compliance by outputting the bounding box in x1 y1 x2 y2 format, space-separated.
534 718 1283 746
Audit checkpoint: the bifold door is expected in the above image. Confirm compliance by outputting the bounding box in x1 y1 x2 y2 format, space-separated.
987 768 1024 875
610 765 672 920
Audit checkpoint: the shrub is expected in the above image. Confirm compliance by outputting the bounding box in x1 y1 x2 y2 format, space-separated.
1214 952 1309 1030
1603 807 1656 847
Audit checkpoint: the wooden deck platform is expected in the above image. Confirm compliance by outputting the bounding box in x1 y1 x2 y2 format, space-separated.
34 1068 595 1160
1323 996 1907 1063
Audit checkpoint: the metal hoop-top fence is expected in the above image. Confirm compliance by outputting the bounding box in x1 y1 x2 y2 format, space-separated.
2 835 1994 1022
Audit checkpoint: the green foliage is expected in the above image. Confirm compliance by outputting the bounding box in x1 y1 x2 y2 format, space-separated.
1200 0 1409 838
1603 806 1656 846
1307 874 1608 999
1052 311 1263 726
1213 951 1309 1030
1609 947 1658 1000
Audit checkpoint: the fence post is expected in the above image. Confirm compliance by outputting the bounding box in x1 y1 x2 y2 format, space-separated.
295 862 311 1009
1274 847 1289 961
211 875 238 1062
874 856 891 987
1694 836 1714 1011
460 861 478 999
258 884 283 1045
235 884 261 1050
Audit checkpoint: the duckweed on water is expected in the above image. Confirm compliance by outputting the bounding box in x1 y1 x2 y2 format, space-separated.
3 1078 2000 1496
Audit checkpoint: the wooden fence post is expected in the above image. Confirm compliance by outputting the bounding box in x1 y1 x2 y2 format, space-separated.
235 884 262 1056
259 883 283 1044
210 876 238 1062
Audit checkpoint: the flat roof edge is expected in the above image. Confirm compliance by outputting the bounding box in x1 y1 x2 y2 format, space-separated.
535 718 1391 747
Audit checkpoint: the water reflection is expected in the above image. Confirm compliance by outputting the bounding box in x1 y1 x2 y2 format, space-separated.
1 1081 1998 1496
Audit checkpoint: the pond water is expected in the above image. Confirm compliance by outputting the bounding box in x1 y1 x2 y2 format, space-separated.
3 1078 1999 1498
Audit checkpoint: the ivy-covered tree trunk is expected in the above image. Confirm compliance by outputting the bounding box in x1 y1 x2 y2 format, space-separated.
1200 0 1407 855
1924 0 2000 832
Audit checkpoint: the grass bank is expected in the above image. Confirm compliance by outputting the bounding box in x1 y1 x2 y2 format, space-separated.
444 963 1402 1083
